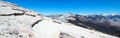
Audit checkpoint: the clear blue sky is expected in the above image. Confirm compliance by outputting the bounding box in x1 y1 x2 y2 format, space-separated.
4 0 120 15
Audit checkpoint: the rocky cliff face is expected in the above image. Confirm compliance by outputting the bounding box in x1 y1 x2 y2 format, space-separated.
0 1 119 38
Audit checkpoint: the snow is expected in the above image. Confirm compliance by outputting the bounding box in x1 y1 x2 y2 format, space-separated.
32 20 61 38
32 17 119 38
0 1 41 38
0 7 23 14
0 16 36 38
0 1 119 38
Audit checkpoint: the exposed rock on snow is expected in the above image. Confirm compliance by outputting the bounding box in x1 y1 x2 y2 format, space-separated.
47 13 120 37
33 17 119 38
0 1 42 38
0 1 119 38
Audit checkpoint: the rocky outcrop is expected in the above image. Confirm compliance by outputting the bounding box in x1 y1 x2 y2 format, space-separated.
0 1 119 38
0 1 42 38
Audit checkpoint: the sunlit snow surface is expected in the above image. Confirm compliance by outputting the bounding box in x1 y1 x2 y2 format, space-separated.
33 20 61 38
0 1 119 38
32 17 118 38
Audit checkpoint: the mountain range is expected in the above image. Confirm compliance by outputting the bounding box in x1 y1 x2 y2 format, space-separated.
0 1 119 38
46 13 120 37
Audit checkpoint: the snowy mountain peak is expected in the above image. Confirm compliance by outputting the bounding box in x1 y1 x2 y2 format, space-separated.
101 14 118 16
63 13 75 17
47 13 120 37
0 1 119 38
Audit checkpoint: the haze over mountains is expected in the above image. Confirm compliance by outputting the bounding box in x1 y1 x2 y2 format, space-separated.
0 1 119 38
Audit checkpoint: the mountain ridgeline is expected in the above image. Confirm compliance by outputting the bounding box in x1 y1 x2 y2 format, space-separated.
0 1 119 38
46 13 120 37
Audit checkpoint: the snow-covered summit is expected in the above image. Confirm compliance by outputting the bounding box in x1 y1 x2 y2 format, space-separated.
0 1 119 38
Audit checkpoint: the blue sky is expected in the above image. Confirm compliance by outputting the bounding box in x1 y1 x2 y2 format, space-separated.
4 0 120 15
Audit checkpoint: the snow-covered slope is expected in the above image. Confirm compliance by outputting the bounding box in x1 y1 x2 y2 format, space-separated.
33 16 118 38
0 1 119 38
0 1 42 38
47 13 120 37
